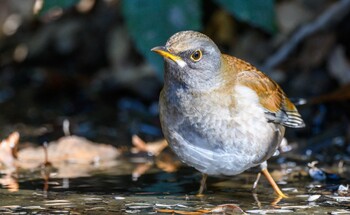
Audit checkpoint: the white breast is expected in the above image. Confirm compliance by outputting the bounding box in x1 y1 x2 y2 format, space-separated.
160 85 284 176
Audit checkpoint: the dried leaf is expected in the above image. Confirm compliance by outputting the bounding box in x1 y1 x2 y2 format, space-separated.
210 204 245 214
18 135 120 165
131 135 148 152
0 132 20 169
132 135 168 156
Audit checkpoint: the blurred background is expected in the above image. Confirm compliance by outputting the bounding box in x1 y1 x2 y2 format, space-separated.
0 0 350 164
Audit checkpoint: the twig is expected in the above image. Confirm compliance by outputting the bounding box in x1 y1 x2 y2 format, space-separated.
263 0 350 71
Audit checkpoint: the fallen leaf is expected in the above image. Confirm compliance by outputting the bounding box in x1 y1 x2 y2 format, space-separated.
210 204 245 214
18 135 120 165
0 132 20 169
132 135 168 156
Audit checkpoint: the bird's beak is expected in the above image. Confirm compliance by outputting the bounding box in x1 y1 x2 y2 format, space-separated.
151 46 180 62
151 46 187 68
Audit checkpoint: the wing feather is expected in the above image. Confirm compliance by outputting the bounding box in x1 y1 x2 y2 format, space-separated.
223 55 305 128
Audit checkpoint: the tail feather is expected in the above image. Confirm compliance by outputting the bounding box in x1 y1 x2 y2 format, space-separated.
282 110 305 128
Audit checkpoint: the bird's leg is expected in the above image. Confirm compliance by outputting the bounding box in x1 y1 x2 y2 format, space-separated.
197 173 208 195
252 172 261 191
261 168 287 198
252 193 262 209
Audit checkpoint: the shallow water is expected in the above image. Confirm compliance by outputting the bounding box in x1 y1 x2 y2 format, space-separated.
0 159 349 214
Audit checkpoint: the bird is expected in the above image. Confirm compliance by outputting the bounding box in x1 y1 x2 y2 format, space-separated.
151 31 305 197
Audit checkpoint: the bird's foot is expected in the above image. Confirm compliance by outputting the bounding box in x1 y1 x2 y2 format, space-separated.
261 168 288 198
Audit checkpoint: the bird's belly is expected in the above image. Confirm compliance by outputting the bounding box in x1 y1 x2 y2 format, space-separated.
160 87 284 176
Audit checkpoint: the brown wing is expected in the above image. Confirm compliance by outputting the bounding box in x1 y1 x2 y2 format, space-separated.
223 55 305 128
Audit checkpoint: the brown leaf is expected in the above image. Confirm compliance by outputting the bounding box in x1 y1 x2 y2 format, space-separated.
0 132 20 169
18 135 120 165
132 135 168 156
211 204 246 214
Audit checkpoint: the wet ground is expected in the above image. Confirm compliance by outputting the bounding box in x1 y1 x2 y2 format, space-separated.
0 91 348 214
1 1 350 214
1 158 349 214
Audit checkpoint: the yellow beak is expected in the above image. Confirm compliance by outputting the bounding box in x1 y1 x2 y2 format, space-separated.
151 46 182 62
151 46 187 68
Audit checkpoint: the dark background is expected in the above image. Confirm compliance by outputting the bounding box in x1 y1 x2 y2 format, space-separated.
0 0 349 165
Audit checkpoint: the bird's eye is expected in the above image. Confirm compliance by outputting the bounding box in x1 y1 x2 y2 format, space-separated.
190 50 202 62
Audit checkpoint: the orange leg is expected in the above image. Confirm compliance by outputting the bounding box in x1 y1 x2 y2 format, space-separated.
261 168 288 198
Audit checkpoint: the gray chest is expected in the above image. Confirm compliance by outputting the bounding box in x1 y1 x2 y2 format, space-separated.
159 85 284 175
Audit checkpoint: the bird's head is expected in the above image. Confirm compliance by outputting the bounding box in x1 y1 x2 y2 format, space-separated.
152 31 223 90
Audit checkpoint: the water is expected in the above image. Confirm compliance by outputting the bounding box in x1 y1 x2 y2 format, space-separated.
0 158 349 214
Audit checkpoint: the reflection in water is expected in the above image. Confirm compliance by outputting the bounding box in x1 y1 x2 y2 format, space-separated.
0 133 349 213
0 170 18 192
0 132 19 169
0 163 349 214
